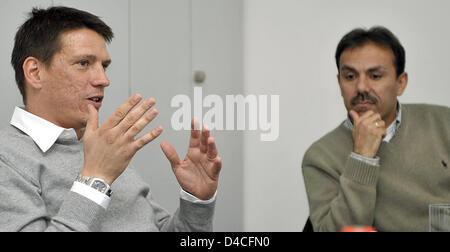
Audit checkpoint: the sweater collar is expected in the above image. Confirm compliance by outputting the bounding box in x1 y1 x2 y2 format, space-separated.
343 102 402 143
10 107 79 153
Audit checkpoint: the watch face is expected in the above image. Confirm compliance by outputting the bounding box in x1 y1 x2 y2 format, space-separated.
92 180 107 192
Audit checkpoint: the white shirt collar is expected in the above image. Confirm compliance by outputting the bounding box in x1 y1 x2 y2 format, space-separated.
10 107 78 153
344 102 402 143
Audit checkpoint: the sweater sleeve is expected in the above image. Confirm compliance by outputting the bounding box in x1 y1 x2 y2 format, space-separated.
302 151 380 232
146 192 216 232
0 157 105 232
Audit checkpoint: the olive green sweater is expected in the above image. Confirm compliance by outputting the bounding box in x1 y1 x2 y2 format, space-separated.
302 104 450 232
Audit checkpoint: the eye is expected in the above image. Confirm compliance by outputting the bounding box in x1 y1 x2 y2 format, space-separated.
344 74 355 80
371 74 382 80
78 60 89 67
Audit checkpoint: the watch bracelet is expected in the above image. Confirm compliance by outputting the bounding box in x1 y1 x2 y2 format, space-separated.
76 174 113 197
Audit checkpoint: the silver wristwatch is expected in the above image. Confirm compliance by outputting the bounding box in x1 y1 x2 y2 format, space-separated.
76 174 112 197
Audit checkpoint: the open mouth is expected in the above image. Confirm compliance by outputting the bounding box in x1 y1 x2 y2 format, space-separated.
88 97 103 102
87 95 104 109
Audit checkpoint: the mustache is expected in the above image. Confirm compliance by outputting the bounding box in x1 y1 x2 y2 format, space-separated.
351 93 378 106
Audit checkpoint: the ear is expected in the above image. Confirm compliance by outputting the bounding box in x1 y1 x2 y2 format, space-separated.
23 57 44 90
396 72 408 96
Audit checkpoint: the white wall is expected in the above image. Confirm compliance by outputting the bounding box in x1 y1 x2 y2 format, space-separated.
243 0 450 231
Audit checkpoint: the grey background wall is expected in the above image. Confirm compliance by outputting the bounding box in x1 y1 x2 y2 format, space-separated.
1 0 449 231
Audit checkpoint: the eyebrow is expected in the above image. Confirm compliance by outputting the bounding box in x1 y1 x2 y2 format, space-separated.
367 66 386 72
73 54 112 66
340 65 357 73
340 65 386 73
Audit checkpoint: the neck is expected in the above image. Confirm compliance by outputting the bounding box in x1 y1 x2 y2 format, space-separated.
382 103 398 129
24 104 84 140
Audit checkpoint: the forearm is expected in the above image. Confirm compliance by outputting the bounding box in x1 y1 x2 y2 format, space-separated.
304 155 379 232
0 163 105 232
2 191 105 232
45 192 106 232
157 198 216 232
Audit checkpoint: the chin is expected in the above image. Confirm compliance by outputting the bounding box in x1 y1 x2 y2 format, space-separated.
81 119 88 128
78 112 89 128
354 107 370 114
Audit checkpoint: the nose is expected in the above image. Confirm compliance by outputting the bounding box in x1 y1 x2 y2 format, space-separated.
355 74 370 94
91 64 110 87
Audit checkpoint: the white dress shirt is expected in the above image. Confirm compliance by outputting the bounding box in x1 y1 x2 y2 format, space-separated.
10 107 216 209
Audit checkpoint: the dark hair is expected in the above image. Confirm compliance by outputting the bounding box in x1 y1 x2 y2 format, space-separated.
11 6 114 104
335 26 405 77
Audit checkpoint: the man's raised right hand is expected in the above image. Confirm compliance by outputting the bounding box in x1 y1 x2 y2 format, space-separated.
82 94 163 185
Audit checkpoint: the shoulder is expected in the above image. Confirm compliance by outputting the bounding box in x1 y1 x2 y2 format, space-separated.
402 103 450 124
0 125 41 185
0 125 38 156
403 103 449 114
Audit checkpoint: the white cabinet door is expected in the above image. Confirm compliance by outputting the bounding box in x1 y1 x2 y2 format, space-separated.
191 0 244 231
131 0 244 231
130 0 192 220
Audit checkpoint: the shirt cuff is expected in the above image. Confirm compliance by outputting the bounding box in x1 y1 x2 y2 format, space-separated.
70 182 111 210
350 152 380 166
180 188 217 204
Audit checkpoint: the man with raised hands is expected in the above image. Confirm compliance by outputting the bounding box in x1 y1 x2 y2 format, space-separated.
0 6 222 232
